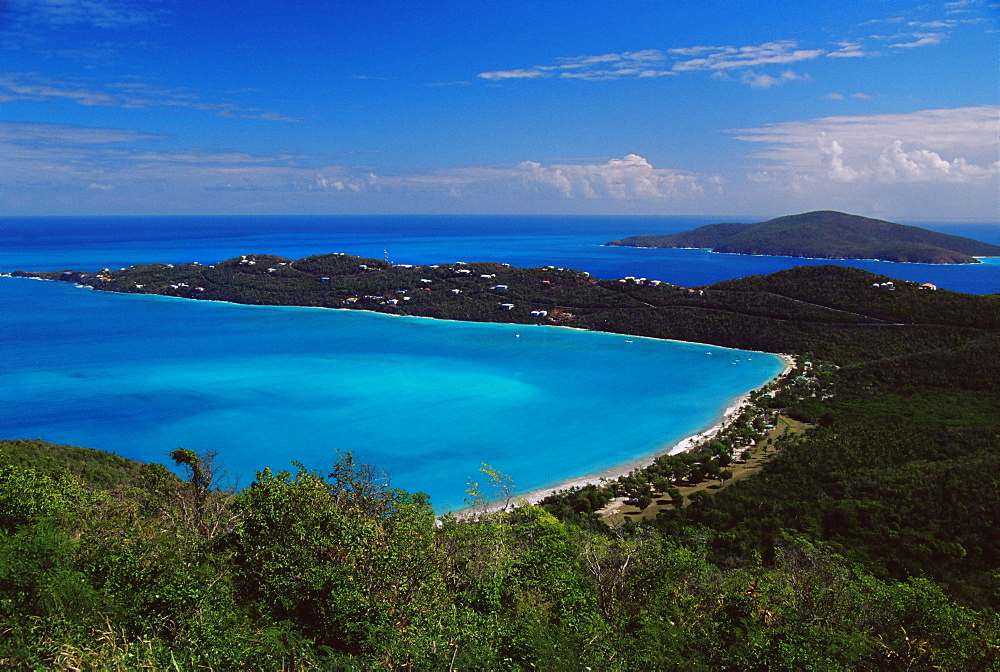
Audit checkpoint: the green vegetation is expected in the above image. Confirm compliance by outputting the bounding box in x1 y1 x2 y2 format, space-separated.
3 441 998 669
11 252 1000 362
3 259 999 668
606 210 1000 263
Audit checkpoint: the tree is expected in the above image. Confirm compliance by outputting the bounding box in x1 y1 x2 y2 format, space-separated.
465 463 515 513
169 448 213 492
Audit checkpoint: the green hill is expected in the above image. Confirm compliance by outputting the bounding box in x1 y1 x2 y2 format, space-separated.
606 210 1000 263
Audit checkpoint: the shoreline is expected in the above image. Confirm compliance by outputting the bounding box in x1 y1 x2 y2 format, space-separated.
0 273 792 358
450 352 795 518
4 273 796 518
600 247 996 266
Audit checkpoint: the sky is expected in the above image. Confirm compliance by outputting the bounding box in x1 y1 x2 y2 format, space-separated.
0 0 998 221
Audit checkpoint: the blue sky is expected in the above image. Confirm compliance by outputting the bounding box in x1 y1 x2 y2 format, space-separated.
1 0 997 221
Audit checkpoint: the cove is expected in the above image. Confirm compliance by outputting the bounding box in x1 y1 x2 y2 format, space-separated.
1 277 784 512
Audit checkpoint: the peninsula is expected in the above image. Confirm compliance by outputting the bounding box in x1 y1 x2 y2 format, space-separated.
9 254 998 361
605 210 1000 264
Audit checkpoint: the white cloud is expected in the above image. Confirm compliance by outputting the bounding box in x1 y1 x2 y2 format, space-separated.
944 0 980 13
478 40 838 87
478 50 671 82
825 92 872 101
740 69 809 89
0 120 165 145
890 32 945 48
0 121 708 213
509 154 701 199
818 135 863 181
909 20 955 29
0 72 302 121
827 41 869 58
473 3 994 91
671 41 824 72
875 140 995 182
372 154 704 202
477 68 550 81
732 106 1000 186
478 41 828 84
8 0 163 29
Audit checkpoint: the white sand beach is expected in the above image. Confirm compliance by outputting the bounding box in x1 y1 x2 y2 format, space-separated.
452 352 795 518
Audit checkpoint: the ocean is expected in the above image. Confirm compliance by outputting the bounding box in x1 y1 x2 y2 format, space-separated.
2 215 997 511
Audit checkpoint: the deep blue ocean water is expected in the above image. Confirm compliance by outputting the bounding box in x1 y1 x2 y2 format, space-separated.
2 216 997 511
4 215 999 292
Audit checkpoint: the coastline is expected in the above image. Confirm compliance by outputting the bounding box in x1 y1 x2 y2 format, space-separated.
0 272 797 356
602 247 995 266
4 273 796 519
451 352 795 518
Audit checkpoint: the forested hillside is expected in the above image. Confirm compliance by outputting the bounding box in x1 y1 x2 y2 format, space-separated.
12 253 999 362
3 260 999 669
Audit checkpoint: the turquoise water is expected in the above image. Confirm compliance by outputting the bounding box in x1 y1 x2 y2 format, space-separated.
1 276 782 512
3 214 994 512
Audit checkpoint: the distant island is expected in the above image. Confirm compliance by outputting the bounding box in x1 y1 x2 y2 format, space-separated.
605 210 1000 264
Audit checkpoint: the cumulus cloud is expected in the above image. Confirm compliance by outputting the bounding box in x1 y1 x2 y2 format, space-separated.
371 154 704 202
508 154 701 199
875 140 995 182
0 121 707 213
732 106 1000 186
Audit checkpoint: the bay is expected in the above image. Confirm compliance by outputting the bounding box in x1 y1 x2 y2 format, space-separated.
2 214 995 512
1 276 782 512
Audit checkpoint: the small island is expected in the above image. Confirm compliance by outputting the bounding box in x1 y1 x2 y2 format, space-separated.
605 210 1000 264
